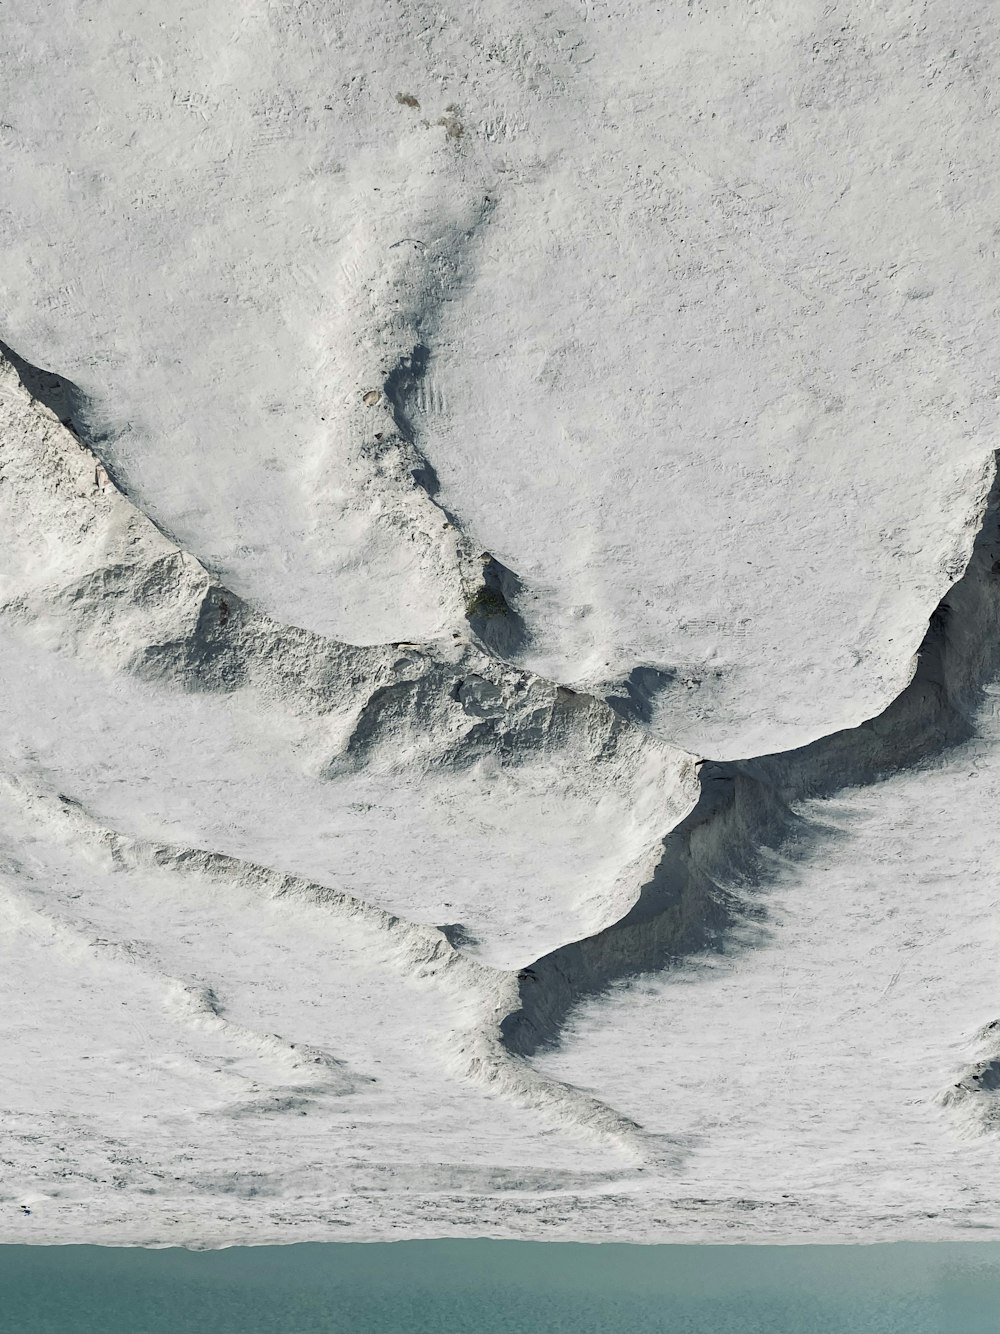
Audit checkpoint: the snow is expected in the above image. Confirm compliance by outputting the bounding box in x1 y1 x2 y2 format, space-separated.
1 0 1000 1246
0 360 695 969
535 753 1000 1234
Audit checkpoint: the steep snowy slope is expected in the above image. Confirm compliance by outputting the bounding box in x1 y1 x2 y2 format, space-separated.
2 0 1000 1246
0 358 695 967
534 754 1000 1231
2 0 996 751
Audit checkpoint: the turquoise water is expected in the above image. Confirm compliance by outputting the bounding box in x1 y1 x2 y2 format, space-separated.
1 1240 999 1334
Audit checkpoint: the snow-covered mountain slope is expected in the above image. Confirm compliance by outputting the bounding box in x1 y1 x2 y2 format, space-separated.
534 752 1000 1231
2 0 996 752
2 0 1000 1245
0 357 695 968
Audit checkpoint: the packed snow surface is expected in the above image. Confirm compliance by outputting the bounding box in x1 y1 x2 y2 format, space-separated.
2 0 1000 1244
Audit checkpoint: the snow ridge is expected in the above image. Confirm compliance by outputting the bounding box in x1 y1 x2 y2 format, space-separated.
3 329 999 1207
501 454 999 1083
0 341 694 1149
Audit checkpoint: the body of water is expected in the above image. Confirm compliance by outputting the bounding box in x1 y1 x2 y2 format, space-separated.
1 1239 999 1334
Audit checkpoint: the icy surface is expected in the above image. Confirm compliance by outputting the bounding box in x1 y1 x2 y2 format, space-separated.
535 754 1000 1223
1 0 1000 1245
